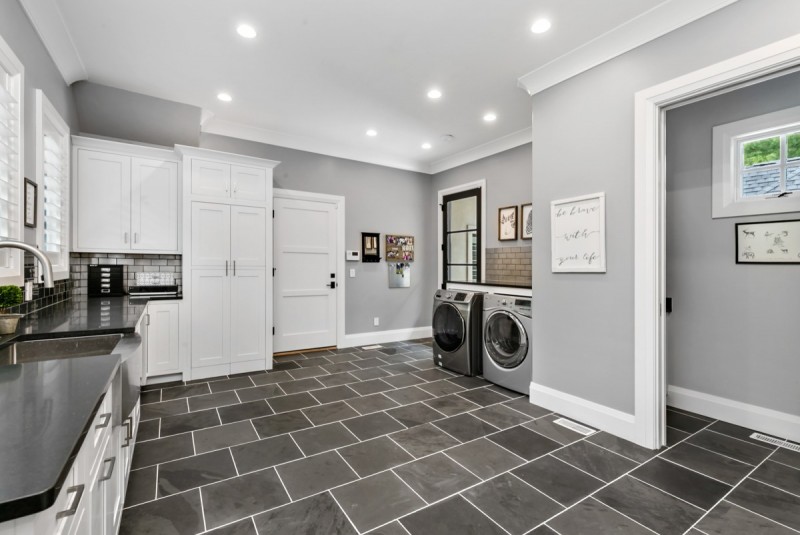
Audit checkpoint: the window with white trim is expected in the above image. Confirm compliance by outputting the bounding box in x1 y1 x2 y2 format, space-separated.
713 105 800 218
0 36 24 283
36 90 70 280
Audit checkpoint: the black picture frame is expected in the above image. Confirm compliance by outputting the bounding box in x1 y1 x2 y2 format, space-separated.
735 219 800 264
24 178 37 228
361 232 381 262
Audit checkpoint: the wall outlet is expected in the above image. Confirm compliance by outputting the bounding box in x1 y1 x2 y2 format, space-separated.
349 268 356 278
373 317 380 326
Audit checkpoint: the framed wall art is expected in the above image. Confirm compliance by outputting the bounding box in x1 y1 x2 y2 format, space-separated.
735 219 800 264
386 235 414 261
520 203 532 240
498 205 517 241
550 192 606 273
361 232 381 262
24 178 37 228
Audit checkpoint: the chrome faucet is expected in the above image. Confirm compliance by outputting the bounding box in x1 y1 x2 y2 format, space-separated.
0 241 54 288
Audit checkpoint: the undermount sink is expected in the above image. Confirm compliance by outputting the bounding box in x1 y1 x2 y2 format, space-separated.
0 334 124 366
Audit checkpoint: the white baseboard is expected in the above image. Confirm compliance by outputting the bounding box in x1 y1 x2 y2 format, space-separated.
340 326 432 349
668 385 800 443
530 381 639 445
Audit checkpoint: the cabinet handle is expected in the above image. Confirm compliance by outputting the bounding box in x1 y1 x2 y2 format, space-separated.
134 233 138 244
225 260 228 276
56 484 85 519
233 260 236 276
124 232 129 244
95 413 112 429
99 457 116 482
122 418 132 448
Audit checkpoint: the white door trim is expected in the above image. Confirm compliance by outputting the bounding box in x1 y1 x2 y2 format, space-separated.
273 188 346 349
437 179 487 289
634 34 800 449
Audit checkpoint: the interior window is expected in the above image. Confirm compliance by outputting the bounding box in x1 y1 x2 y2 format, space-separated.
442 188 481 287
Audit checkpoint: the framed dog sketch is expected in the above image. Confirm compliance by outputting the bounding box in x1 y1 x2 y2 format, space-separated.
736 220 800 264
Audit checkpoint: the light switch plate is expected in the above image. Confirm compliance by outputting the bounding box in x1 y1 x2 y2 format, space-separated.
349 269 356 278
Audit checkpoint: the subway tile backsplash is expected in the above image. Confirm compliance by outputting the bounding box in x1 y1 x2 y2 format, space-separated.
70 252 182 296
485 246 531 287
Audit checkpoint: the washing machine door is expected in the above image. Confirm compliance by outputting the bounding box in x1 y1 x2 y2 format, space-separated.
484 311 528 369
433 302 466 353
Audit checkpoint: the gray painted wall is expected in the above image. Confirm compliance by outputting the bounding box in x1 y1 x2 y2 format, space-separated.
666 71 800 415
433 143 532 251
200 133 435 335
530 0 800 414
0 0 79 244
73 81 201 148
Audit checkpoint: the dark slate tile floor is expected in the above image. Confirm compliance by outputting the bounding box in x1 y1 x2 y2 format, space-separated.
121 339 800 534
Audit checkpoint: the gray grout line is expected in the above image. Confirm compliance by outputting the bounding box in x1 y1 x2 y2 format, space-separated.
768 457 800 472
704 428 776 451
682 447 781 533
724 500 800 534
461 495 514 535
506 470 566 509
656 454 738 487
326 489 362 535
546 453 607 485
227 447 240 477
680 439 758 466
627 473 706 511
748 476 800 500
197 484 208 533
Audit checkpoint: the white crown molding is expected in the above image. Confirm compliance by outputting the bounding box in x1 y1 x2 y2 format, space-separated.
19 0 87 84
428 127 532 175
175 144 280 169
201 118 429 173
518 0 740 96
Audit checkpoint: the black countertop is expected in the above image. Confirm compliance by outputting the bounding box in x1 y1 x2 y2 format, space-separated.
0 294 178 521
0 295 177 347
0 354 121 521
445 281 531 290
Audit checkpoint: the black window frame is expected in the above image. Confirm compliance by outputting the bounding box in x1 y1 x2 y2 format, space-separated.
441 187 482 289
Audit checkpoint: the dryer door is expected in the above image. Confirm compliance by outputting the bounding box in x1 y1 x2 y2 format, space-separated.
433 302 466 353
484 311 528 369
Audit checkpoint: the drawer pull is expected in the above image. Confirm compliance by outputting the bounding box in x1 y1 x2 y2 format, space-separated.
99 457 116 482
122 418 132 447
56 484 85 519
95 413 112 429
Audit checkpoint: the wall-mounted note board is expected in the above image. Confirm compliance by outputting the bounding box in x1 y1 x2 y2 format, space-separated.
550 192 606 273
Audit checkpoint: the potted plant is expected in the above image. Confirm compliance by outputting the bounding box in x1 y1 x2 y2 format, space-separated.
0 285 24 335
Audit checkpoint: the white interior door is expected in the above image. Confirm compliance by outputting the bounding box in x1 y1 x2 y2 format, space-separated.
274 197 337 353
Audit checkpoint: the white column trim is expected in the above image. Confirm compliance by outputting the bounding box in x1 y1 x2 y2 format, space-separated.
633 34 800 448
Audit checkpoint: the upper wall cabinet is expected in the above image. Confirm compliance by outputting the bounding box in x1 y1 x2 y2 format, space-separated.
190 158 267 202
73 136 180 254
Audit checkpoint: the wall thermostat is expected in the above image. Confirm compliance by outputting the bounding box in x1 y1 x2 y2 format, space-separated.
346 250 361 261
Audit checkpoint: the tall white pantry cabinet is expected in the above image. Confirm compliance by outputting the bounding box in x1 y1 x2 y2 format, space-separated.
176 146 279 380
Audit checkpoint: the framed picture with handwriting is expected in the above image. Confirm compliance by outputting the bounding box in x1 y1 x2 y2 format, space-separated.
550 192 606 273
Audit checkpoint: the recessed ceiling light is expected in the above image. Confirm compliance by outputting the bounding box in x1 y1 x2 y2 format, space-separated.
427 88 442 100
483 112 497 122
236 24 257 39
217 92 232 102
366 129 377 137
530 18 552 34
422 142 432 150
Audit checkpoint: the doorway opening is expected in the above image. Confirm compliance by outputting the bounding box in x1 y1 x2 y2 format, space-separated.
634 35 800 449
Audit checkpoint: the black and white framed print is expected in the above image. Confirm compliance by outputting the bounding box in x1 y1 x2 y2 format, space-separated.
736 219 800 264
520 203 532 240
498 205 517 241
24 178 37 228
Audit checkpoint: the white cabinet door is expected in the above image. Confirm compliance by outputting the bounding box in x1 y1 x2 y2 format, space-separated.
231 164 267 202
191 159 230 198
231 269 266 363
191 202 230 267
191 269 230 368
75 149 131 251
273 197 338 353
131 157 179 251
146 302 180 375
231 205 266 267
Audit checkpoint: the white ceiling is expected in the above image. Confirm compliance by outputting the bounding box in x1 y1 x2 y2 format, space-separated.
23 0 737 172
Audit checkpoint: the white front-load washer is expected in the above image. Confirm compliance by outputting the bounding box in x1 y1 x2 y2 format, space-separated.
482 293 531 394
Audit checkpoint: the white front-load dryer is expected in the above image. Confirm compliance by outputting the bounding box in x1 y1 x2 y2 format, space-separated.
482 293 532 394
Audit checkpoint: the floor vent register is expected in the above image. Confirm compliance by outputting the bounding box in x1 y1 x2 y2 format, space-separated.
750 433 800 452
